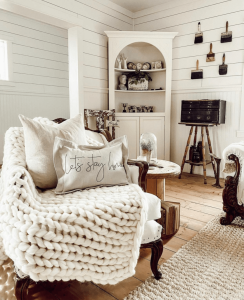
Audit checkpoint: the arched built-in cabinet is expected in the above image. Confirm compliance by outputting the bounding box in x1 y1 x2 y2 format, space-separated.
105 31 177 160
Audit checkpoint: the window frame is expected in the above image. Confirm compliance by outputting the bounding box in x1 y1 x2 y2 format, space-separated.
0 35 14 87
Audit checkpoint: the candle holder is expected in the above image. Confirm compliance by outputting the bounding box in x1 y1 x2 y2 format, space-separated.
140 105 146 112
145 106 150 112
128 105 133 113
131 105 136 113
148 106 154 112
122 103 128 113
136 106 142 113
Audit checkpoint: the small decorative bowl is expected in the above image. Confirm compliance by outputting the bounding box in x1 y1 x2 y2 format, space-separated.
142 62 151 70
127 62 136 70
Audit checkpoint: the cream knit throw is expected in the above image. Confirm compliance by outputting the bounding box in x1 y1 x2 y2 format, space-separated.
0 122 147 285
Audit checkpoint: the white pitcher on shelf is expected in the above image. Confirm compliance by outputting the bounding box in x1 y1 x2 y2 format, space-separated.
121 53 127 69
116 54 122 69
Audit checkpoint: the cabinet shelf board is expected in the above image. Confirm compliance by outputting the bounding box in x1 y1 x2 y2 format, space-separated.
114 68 166 73
115 90 165 93
115 112 165 117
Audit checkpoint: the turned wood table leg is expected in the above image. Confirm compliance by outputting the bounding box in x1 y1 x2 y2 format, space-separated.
179 126 193 179
146 179 165 202
190 126 198 174
201 126 207 184
205 126 217 178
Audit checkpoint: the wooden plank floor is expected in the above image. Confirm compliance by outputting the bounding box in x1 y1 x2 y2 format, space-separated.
1 173 224 300
94 173 224 300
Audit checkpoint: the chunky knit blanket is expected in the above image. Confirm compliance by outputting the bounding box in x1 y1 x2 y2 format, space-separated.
0 119 147 285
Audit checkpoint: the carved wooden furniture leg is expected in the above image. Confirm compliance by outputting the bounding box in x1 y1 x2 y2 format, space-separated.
15 277 87 299
210 154 223 188
205 126 217 178
190 126 198 174
201 126 207 184
220 154 241 225
141 238 163 280
179 126 193 179
15 277 32 300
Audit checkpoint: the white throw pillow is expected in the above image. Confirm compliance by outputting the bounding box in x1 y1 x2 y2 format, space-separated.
53 135 131 194
19 114 87 189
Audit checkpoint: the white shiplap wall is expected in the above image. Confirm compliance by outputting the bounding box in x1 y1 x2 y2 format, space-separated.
0 1 133 163
36 0 133 110
134 0 244 177
0 9 69 162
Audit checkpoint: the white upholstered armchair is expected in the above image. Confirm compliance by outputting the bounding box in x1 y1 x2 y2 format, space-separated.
0 117 163 300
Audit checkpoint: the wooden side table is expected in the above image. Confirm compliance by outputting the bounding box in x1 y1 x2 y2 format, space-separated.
146 160 181 202
178 122 217 184
146 160 181 238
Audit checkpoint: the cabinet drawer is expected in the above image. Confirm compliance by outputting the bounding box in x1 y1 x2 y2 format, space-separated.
182 100 220 110
181 112 219 122
182 103 199 109
182 110 218 117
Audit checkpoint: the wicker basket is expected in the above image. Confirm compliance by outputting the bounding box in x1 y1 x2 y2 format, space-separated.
128 77 148 91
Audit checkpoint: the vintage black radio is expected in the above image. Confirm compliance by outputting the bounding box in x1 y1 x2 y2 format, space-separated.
181 100 226 124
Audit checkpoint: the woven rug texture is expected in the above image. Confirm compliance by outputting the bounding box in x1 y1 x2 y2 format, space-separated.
125 214 244 300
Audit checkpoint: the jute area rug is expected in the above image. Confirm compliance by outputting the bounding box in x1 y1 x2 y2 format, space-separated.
125 214 244 300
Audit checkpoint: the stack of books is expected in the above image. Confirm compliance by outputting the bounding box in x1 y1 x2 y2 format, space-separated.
157 201 180 237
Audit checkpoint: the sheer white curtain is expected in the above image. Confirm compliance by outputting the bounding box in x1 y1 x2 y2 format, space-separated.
0 40 8 80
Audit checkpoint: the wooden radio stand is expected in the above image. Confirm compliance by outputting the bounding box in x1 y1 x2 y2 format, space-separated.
178 122 217 184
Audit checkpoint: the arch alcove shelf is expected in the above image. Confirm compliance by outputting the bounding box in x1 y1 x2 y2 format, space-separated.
105 31 177 160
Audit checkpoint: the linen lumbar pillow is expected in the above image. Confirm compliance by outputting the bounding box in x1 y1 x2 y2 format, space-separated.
53 135 131 193
19 114 87 189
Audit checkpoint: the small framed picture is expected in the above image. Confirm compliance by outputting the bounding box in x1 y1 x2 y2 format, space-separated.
155 61 163 69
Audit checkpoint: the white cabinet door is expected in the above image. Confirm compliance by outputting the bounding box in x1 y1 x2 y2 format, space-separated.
115 116 140 159
140 116 165 159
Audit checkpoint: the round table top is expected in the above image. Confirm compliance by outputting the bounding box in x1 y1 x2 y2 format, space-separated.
146 159 181 179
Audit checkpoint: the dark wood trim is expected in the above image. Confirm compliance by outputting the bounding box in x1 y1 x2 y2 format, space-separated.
15 277 31 300
84 109 116 139
128 160 148 192
220 154 243 225
52 118 67 124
